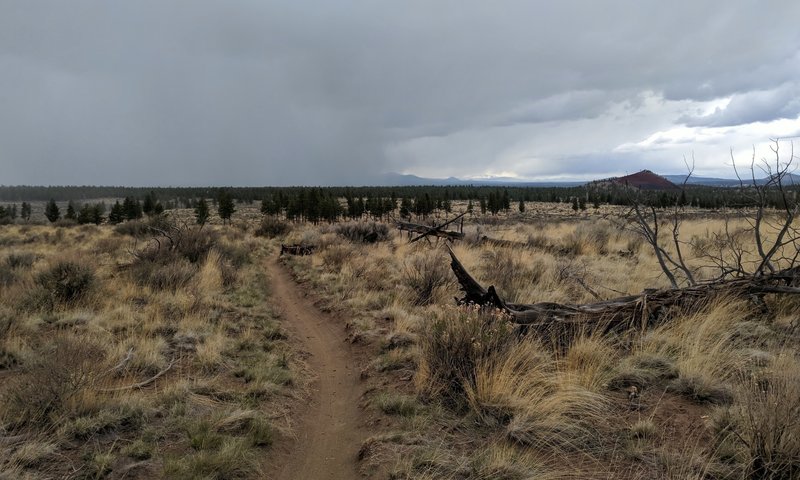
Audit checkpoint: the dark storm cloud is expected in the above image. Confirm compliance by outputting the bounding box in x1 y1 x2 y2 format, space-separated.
2 1 799 185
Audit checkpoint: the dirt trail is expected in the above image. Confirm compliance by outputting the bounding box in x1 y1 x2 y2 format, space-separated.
268 258 364 480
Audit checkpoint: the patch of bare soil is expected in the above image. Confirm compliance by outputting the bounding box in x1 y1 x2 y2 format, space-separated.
267 257 366 480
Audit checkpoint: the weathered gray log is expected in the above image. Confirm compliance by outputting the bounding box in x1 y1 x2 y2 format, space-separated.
280 244 315 256
397 212 467 243
446 246 800 336
396 221 465 241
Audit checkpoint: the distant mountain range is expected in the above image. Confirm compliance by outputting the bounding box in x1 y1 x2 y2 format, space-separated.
663 173 800 187
379 172 584 187
380 171 800 189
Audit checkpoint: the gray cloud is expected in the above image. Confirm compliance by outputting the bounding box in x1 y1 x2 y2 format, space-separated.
2 1 800 185
678 83 800 127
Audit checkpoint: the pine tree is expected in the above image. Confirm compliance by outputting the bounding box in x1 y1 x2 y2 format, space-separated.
20 202 31 221
108 201 124 224
518 198 525 213
44 199 60 223
399 197 412 219
65 201 76 220
77 204 93 224
572 197 579 211
122 197 143 220
479 197 487 214
142 192 155 216
467 199 474 214
217 190 235 224
195 198 210 225
92 204 104 224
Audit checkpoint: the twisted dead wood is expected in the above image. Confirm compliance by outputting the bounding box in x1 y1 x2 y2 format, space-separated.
446 246 800 336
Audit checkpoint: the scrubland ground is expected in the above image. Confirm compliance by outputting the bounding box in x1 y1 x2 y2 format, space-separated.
0 220 303 478
2 203 799 480
280 209 800 479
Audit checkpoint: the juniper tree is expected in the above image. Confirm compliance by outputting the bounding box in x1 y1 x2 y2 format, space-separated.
108 201 124 224
195 197 210 225
20 202 31 221
44 199 60 222
217 190 235 224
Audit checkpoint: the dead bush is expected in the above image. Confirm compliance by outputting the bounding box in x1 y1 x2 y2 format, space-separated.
1 335 105 429
335 222 390 244
402 250 454 306
417 307 515 411
254 216 292 238
132 225 216 266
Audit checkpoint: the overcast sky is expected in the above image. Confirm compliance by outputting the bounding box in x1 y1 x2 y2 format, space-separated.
2 1 799 186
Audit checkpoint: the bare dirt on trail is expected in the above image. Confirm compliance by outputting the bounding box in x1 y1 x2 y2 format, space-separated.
267 258 365 480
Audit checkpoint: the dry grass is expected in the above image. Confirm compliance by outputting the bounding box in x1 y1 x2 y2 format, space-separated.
281 211 800 479
0 221 294 478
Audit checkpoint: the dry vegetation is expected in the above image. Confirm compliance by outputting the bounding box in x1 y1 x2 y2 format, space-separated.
281 207 800 479
2 200 799 480
0 219 300 479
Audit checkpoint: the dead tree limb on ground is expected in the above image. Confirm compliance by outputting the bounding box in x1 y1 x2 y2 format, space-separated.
398 212 467 244
446 246 800 338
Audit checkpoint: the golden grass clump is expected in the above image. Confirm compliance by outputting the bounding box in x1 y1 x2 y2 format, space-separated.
0 221 290 478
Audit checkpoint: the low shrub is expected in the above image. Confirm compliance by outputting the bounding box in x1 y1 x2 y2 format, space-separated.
417 307 515 411
712 357 800 479
254 216 291 238
6 252 36 269
35 259 95 305
1 335 105 429
562 222 614 255
114 220 150 237
402 250 454 306
130 259 196 291
335 222 390 243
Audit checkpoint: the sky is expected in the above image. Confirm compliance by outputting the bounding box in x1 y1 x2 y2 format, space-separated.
2 1 800 186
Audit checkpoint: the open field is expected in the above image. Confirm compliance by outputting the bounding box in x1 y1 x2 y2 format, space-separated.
1 202 799 479
0 220 299 478
279 208 800 479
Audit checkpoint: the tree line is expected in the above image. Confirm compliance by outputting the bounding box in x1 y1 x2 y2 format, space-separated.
3 183 797 226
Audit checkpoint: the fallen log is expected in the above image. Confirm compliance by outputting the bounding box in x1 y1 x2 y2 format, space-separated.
280 244 315 256
396 221 465 241
446 246 800 337
398 212 468 244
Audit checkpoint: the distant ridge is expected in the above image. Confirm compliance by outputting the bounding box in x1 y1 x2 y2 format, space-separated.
379 172 584 187
592 170 679 190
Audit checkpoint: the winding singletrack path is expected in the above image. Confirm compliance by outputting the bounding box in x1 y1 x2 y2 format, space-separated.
268 258 364 480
